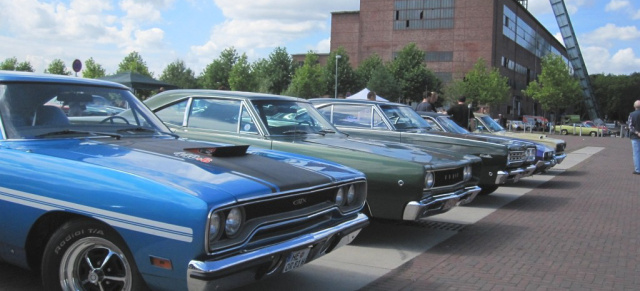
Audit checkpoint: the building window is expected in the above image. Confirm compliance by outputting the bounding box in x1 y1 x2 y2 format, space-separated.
394 0 455 30
425 51 453 62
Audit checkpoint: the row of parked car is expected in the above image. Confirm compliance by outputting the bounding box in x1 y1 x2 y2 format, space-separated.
0 71 567 291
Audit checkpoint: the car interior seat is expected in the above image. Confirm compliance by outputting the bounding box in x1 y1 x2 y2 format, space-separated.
33 105 70 126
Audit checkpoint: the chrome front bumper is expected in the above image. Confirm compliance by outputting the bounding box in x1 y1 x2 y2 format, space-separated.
402 186 482 220
494 164 537 184
554 153 567 164
187 213 369 291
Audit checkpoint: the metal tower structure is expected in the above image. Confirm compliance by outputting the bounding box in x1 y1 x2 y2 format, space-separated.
548 0 602 121
518 0 528 9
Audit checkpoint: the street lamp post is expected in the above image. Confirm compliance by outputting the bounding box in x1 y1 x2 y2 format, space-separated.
335 55 341 98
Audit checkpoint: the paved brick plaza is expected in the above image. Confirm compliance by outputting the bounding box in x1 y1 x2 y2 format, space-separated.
364 134 640 290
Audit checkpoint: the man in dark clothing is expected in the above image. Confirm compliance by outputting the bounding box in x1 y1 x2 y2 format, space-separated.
416 91 437 112
627 100 640 174
447 96 475 130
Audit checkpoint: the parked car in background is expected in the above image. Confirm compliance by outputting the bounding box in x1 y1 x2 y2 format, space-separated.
310 99 537 196
473 113 566 166
0 71 370 291
421 112 561 174
554 122 608 136
145 90 482 222
506 120 526 131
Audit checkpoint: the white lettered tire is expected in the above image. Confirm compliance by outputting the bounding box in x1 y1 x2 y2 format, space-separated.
41 219 146 291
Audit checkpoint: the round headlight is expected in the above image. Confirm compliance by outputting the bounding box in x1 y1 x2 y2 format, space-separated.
225 207 244 237
424 171 435 189
335 187 345 206
209 212 222 245
346 185 356 205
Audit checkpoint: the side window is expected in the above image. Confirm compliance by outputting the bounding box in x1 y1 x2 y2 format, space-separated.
424 118 444 131
331 105 373 128
316 106 332 122
155 100 188 126
188 99 241 132
372 110 388 130
239 106 258 134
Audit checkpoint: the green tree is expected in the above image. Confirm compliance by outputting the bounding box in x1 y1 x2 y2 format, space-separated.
0 57 18 70
252 58 271 93
523 54 582 123
117 51 152 77
15 61 34 72
44 59 71 75
1 57 34 72
388 43 439 102
83 57 106 79
285 51 325 98
455 58 510 106
229 53 256 91
264 47 294 94
159 59 198 89
591 73 640 122
198 47 238 89
367 65 401 101
324 47 358 97
355 54 384 90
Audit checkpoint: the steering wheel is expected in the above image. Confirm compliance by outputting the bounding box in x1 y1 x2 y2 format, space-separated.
100 116 130 124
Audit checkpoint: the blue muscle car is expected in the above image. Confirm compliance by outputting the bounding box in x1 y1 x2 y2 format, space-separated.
0 71 368 291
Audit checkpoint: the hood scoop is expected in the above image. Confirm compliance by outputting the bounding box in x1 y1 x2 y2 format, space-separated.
185 145 250 157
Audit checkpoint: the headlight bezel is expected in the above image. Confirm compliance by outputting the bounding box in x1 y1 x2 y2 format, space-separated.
225 207 245 238
424 171 435 189
463 165 472 181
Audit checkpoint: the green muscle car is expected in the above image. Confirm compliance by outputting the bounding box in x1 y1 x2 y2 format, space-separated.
145 90 482 221
310 99 537 195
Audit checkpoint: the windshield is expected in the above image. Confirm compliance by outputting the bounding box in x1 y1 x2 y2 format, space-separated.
437 116 470 134
478 115 506 132
0 82 171 139
251 100 338 135
379 105 433 131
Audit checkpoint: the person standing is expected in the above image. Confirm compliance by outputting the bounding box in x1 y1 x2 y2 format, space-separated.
627 100 640 175
416 91 437 112
447 96 475 130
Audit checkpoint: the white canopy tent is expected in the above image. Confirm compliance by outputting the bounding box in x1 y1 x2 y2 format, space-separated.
346 88 389 101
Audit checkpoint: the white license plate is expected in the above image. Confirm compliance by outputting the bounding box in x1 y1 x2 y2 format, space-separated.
283 248 310 273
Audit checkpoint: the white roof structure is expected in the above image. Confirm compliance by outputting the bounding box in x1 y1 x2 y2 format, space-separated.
346 88 389 101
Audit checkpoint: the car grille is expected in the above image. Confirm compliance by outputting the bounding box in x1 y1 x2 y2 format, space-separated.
508 150 526 163
209 180 365 254
543 150 555 161
433 167 464 188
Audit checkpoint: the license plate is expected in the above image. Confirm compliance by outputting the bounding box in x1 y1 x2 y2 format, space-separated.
283 248 310 273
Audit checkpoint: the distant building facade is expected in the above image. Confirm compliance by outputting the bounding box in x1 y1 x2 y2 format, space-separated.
329 0 570 120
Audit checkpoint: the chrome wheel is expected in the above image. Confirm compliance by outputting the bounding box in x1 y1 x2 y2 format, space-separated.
60 237 132 291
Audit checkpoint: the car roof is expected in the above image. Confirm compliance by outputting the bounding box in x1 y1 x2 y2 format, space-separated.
152 89 308 102
416 111 449 118
0 70 130 90
309 98 408 107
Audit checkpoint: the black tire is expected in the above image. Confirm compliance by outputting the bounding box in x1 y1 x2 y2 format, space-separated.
41 219 146 291
478 185 499 195
561 129 568 135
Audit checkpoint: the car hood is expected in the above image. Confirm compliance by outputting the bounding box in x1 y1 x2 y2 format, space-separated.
275 134 471 166
489 130 564 147
11 137 356 202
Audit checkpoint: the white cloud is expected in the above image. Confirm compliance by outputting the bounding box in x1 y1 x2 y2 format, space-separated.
314 38 331 53
582 46 640 75
605 0 630 11
190 0 359 63
582 23 640 47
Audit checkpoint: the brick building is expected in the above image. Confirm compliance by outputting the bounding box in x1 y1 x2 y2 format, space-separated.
326 0 569 120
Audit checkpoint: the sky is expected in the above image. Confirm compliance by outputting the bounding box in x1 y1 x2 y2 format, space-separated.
0 0 638 77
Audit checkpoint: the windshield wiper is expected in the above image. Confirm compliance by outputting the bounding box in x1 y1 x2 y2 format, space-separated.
36 129 122 140
318 129 335 134
282 130 309 135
